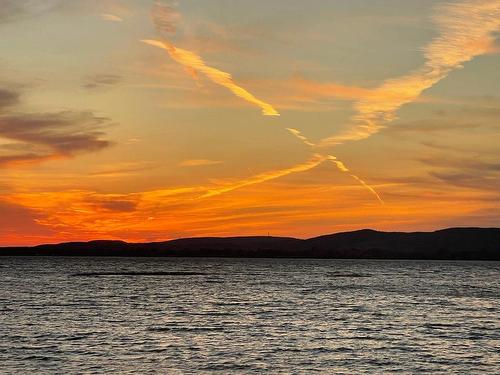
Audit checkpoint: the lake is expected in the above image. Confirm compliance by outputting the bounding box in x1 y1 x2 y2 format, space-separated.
1 257 499 373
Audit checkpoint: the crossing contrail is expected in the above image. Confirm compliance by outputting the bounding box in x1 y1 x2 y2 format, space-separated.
286 128 384 204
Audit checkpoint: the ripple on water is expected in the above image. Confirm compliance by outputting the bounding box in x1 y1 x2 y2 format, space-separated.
1 258 499 373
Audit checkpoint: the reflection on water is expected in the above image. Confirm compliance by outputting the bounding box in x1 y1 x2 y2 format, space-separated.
1 257 499 373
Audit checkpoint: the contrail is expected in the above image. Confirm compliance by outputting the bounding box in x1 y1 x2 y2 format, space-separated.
144 1 381 203
143 2 280 116
286 128 315 147
319 0 500 147
286 128 384 204
198 154 328 199
142 39 280 116
327 156 384 204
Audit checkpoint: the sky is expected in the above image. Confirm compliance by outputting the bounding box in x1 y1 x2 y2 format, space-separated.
0 0 499 245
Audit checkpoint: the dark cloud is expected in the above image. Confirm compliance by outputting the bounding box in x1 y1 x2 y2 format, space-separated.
461 106 500 118
90 163 156 177
152 1 181 35
89 199 138 213
0 1 62 24
0 83 113 168
0 110 111 167
429 171 500 191
421 140 499 157
384 103 500 136
83 74 122 90
0 88 20 110
419 156 500 191
384 119 483 134
419 156 500 173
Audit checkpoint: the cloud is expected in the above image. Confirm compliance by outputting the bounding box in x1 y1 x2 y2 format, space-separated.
179 159 222 167
83 74 122 90
286 128 315 147
419 155 500 191
0 87 20 109
152 1 181 35
283 76 373 102
421 140 498 155
0 0 62 24
143 39 280 116
420 156 500 172
90 162 155 177
285 128 384 204
430 170 500 190
87 198 138 213
320 0 500 147
199 154 328 198
144 1 280 116
0 110 111 168
0 83 113 168
384 119 484 134
327 155 384 204
100 13 123 22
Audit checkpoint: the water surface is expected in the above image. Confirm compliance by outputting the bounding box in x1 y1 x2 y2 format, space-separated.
1 257 499 373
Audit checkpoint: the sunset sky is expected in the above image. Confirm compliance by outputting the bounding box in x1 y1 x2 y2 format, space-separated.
1 0 499 245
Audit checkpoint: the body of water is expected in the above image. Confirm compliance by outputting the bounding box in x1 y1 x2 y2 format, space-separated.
1 257 499 373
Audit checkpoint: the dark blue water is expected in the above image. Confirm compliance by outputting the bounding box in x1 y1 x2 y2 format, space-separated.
1 257 499 374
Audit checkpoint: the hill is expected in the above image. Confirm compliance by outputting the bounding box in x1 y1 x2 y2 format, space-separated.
1 228 499 260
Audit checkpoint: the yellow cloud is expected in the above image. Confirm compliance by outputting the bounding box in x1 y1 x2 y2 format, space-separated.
199 154 328 198
285 128 384 204
320 0 500 147
142 39 280 116
100 13 123 22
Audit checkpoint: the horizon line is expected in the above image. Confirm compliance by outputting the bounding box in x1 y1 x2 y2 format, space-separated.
2 226 498 248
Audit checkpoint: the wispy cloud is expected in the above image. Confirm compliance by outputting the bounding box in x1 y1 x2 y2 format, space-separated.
320 0 500 147
83 73 122 90
89 162 155 178
0 0 62 24
142 1 280 116
286 128 315 147
179 159 222 167
142 39 280 116
100 13 123 22
0 87 20 109
327 155 384 204
199 154 328 199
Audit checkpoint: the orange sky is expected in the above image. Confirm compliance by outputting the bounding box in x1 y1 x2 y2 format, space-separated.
0 0 499 245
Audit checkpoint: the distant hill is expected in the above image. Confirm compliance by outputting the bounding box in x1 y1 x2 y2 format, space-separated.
1 228 499 260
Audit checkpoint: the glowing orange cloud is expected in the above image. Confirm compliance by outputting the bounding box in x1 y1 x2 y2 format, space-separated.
320 0 500 147
6 168 493 245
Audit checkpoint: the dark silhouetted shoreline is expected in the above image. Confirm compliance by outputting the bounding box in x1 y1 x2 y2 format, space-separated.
1 228 499 260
